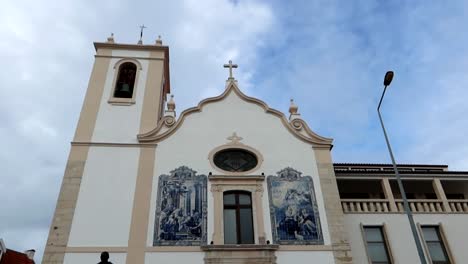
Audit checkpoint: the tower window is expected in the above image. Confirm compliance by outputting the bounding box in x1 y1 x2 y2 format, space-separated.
223 191 254 244
114 62 137 98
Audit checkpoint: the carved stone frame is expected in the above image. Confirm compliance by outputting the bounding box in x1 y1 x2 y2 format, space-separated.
153 166 208 246
267 167 324 245
209 175 266 245
108 58 142 105
208 133 264 175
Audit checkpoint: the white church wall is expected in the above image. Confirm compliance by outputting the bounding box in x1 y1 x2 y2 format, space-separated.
276 251 335 264
91 51 150 143
145 252 204 264
147 91 331 246
68 147 140 247
63 253 126 264
344 213 468 263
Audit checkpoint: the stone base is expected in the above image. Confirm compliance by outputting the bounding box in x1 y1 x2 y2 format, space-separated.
202 245 278 264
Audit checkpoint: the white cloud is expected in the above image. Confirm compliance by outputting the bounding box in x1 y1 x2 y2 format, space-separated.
2 1 468 263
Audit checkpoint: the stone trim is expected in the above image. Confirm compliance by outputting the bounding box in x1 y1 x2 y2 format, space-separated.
126 147 157 264
73 49 112 142
139 51 166 134
95 55 165 61
313 148 353 264
71 142 157 148
41 145 90 264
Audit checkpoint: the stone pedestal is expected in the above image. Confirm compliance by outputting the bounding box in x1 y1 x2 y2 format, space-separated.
202 245 278 264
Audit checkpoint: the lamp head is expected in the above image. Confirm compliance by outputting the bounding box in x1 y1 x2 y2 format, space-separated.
384 71 394 86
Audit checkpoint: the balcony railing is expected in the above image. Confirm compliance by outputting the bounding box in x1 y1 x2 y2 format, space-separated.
341 199 390 213
341 199 468 214
448 199 468 213
394 199 444 213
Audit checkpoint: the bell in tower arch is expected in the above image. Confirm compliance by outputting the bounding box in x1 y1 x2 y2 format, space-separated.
114 62 137 98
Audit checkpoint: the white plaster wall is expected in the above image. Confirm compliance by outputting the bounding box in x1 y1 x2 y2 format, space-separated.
91 50 150 143
68 147 140 246
344 214 468 264
64 253 126 264
276 251 335 264
112 50 151 58
145 252 204 264
147 91 330 247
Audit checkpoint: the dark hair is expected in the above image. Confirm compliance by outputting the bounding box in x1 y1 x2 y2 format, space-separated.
100 251 109 261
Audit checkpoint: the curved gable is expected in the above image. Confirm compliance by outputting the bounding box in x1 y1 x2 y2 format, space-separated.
137 80 333 149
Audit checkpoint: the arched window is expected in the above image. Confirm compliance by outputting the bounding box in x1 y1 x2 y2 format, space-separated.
223 191 254 244
114 62 137 98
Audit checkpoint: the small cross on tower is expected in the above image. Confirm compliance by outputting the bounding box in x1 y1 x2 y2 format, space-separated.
223 60 238 80
138 24 147 44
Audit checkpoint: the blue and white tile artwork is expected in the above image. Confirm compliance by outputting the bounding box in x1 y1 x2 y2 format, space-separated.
267 167 323 245
153 166 207 246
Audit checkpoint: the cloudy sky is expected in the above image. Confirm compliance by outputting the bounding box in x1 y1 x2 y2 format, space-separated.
1 0 468 262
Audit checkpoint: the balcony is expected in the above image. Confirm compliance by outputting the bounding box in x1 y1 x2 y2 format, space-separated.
338 178 468 214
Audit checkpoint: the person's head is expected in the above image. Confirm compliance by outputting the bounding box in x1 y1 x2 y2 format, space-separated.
100 251 109 261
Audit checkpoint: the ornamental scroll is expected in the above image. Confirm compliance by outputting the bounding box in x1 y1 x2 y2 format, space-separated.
153 166 207 246
267 167 323 245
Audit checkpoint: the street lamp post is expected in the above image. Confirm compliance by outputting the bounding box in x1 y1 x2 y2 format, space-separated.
377 71 427 264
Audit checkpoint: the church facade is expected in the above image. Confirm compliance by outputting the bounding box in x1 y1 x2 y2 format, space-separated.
42 37 468 264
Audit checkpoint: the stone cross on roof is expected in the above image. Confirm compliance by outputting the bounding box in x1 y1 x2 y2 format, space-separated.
223 60 238 80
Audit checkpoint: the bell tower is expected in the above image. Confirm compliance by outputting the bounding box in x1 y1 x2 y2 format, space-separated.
74 34 170 143
42 35 170 264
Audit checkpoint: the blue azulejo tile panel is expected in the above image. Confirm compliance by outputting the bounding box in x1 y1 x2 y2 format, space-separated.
153 166 207 246
267 167 323 245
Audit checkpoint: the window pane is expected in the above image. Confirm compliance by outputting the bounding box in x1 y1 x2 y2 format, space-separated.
427 242 448 262
239 208 254 244
422 227 439 241
368 243 390 262
224 209 237 244
224 193 236 205
365 227 384 242
239 193 251 205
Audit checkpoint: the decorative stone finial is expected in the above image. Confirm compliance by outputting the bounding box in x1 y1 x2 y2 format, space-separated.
167 95 176 111
164 95 176 118
107 33 115 43
155 35 163 45
289 99 298 114
289 99 301 121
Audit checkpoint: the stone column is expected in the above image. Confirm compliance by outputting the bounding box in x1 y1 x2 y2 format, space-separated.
211 184 224 244
381 178 398 212
254 183 266 244
313 147 353 264
433 178 451 212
